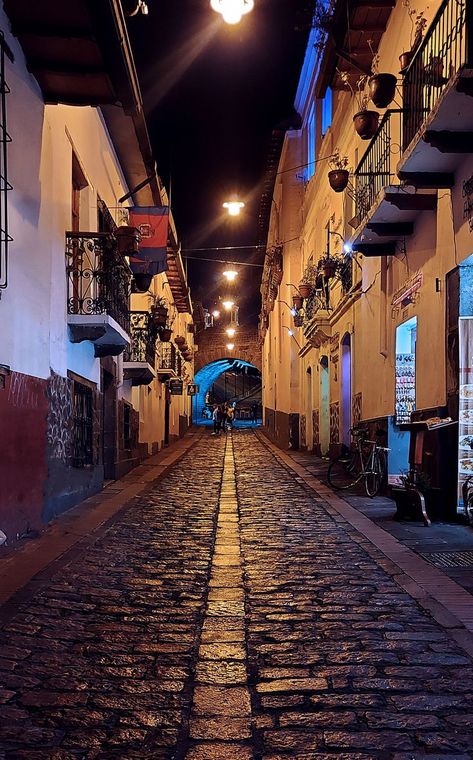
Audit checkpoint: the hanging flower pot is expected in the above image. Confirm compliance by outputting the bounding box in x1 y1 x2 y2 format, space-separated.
293 314 304 327
133 272 153 292
328 169 349 193
293 295 303 310
159 327 172 342
298 282 312 299
353 110 379 140
369 73 397 108
174 335 186 346
150 305 168 327
399 50 413 72
322 263 337 279
115 226 141 255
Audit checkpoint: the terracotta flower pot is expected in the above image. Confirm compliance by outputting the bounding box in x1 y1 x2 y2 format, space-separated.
353 110 379 140
293 295 303 310
133 272 153 292
369 73 397 108
115 225 141 255
322 263 337 279
399 51 413 72
298 282 312 299
151 306 168 327
174 335 186 345
159 327 172 342
328 169 349 193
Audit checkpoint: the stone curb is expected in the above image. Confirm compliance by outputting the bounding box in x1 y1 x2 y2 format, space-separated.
256 430 473 659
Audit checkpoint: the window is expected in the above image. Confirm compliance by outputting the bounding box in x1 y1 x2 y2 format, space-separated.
72 381 94 467
0 33 13 289
322 87 332 136
306 103 316 180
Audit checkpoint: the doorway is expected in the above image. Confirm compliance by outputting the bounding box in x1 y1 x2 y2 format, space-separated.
341 333 352 448
102 367 117 480
320 356 330 455
306 367 313 450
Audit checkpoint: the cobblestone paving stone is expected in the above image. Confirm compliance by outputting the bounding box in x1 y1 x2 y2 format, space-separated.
2 429 473 759
0 437 226 759
234 431 473 759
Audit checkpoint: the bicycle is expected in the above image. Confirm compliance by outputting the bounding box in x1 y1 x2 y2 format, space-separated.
327 427 389 498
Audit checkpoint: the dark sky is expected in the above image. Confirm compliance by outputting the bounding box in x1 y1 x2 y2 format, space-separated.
128 0 311 324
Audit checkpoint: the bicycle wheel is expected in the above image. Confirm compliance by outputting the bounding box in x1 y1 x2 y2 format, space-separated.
328 454 360 490
364 451 383 497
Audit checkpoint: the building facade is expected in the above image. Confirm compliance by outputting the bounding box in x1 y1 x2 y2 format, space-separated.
261 0 471 515
0 1 194 544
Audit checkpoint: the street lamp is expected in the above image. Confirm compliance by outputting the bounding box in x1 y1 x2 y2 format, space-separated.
210 0 254 24
226 342 235 350
226 327 236 338
212 309 221 319
223 269 238 282
222 299 235 311
223 200 245 217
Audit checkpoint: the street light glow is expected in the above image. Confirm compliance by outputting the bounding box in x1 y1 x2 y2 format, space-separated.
226 342 235 350
222 300 235 311
212 310 221 318
223 269 238 282
287 329 294 336
223 200 245 216
226 327 236 337
210 0 254 25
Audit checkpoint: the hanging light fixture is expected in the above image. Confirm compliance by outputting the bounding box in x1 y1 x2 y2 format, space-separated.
223 200 245 217
210 0 254 25
223 269 238 282
212 309 221 318
226 343 235 350
222 299 235 311
226 327 236 338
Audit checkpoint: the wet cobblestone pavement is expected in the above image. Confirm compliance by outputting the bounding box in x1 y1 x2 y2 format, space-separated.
2 430 473 758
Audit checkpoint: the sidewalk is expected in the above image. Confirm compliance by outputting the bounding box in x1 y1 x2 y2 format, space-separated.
0 429 203 616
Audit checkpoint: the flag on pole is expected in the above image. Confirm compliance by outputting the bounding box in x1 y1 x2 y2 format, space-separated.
128 206 169 275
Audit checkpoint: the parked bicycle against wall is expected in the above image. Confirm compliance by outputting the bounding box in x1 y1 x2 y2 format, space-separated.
327 426 389 498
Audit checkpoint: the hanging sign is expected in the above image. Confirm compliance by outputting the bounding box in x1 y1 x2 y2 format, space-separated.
187 384 199 396
168 378 183 395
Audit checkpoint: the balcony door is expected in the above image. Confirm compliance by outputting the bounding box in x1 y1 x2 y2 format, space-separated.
102 366 117 480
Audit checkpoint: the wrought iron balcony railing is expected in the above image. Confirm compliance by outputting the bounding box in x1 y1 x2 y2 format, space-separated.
124 311 156 366
354 110 403 222
403 0 472 148
66 232 131 336
157 342 178 374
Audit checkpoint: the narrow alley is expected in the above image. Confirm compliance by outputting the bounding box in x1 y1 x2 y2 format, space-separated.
1 430 473 759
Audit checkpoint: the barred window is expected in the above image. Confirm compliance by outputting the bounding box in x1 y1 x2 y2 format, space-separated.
72 381 93 467
0 32 13 289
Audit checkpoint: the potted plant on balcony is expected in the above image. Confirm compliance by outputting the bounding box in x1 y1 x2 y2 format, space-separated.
148 295 168 327
293 294 303 310
159 325 172 342
328 150 350 193
174 335 186 346
133 271 153 292
115 225 141 256
368 51 397 109
293 313 304 327
298 281 313 299
339 70 379 141
399 1 427 72
318 254 340 280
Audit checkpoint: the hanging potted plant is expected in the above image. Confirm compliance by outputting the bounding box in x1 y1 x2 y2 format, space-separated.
174 335 186 346
159 325 172 342
399 2 427 72
293 313 304 327
368 51 397 108
298 281 312 299
339 70 379 141
318 254 340 280
328 150 350 193
293 295 303 310
133 272 153 292
148 295 168 327
115 225 141 256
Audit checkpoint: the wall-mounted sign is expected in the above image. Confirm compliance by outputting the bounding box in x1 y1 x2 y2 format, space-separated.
168 379 183 395
187 384 199 396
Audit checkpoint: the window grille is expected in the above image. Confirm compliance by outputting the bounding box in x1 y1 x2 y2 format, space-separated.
72 381 93 467
0 32 13 290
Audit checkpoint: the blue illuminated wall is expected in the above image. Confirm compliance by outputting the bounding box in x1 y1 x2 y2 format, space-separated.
193 358 258 422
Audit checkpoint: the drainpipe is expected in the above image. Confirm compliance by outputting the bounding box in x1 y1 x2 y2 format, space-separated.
379 256 388 358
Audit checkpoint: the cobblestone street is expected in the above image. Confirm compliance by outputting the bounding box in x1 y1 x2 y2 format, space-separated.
2 430 473 759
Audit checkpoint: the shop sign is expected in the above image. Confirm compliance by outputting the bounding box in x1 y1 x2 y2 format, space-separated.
168 379 183 395
187 383 199 396
463 174 473 232
391 271 423 312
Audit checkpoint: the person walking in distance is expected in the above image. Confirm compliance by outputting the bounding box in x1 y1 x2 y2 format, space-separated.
211 404 219 435
251 402 258 423
227 403 235 431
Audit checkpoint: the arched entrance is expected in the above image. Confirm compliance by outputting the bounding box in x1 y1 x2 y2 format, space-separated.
341 332 352 448
193 358 262 426
320 355 330 455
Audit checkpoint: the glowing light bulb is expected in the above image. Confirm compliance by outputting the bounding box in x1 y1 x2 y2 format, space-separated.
222 300 235 311
223 200 245 216
226 327 236 338
226 343 235 350
343 242 353 255
212 310 220 318
290 308 297 316
210 0 254 24
223 269 238 282
287 329 294 336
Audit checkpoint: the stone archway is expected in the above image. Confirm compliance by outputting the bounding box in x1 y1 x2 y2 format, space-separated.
194 325 261 374
193 358 261 423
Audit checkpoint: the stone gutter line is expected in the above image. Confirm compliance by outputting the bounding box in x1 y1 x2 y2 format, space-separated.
0 429 205 617
256 430 473 659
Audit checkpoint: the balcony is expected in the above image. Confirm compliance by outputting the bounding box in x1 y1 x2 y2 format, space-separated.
351 110 437 255
399 0 473 184
157 343 179 380
123 311 157 386
66 232 131 358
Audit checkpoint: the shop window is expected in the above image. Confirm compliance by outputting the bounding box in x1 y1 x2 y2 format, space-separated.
395 317 417 425
321 87 332 136
72 381 94 467
123 403 132 450
306 103 316 180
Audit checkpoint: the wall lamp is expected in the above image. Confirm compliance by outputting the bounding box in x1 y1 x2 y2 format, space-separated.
328 230 362 269
282 324 301 349
276 299 298 317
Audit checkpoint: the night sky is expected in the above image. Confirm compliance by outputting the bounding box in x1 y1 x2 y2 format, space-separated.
128 0 311 324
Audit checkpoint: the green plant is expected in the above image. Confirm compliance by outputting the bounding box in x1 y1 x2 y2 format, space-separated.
329 150 349 171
